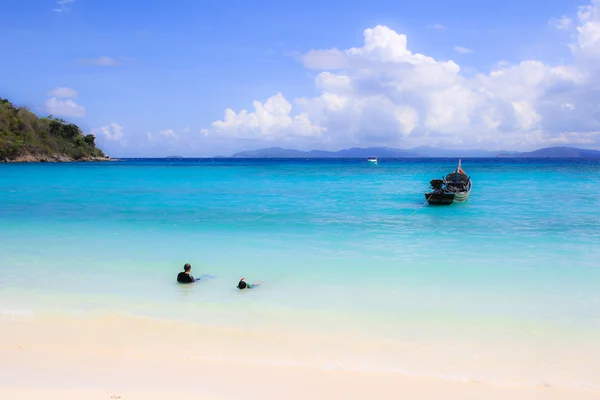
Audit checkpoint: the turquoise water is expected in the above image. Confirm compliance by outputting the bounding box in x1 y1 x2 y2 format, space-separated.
1 159 600 385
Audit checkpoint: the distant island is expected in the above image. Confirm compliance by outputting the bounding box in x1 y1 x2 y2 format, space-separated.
230 146 600 159
1 97 109 162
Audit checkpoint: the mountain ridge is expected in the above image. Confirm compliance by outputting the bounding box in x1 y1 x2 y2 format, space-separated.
229 146 600 158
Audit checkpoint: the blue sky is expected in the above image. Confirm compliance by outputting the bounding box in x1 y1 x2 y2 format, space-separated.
1 0 599 156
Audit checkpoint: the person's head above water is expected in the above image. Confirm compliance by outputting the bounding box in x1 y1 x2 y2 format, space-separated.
177 263 195 284
237 277 261 290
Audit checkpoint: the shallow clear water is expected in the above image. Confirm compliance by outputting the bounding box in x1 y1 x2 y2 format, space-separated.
1 158 600 386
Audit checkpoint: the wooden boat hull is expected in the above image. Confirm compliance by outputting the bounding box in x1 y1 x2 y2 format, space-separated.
452 180 472 203
425 192 455 205
453 191 470 202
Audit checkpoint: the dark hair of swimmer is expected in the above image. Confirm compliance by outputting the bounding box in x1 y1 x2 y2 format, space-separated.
238 278 261 290
177 263 195 284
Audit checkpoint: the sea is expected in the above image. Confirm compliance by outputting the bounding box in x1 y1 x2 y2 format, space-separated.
1 158 599 388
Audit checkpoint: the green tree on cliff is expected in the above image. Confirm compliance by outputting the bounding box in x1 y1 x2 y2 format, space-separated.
0 97 105 160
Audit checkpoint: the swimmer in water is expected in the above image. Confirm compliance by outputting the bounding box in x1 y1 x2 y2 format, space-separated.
237 277 259 290
177 263 196 284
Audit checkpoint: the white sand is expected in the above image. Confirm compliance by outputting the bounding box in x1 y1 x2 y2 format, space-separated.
1 313 598 399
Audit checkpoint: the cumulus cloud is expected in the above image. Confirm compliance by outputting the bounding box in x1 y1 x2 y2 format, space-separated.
45 98 85 117
93 123 124 141
203 1 600 149
454 46 474 54
202 93 325 140
571 0 600 63
45 86 85 117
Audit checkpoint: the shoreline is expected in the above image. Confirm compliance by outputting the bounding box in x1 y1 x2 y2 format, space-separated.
1 154 117 162
1 312 598 399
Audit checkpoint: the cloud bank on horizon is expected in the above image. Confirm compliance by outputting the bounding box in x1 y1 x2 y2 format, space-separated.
198 0 600 152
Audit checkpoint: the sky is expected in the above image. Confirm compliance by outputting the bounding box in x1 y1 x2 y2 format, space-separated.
1 0 600 157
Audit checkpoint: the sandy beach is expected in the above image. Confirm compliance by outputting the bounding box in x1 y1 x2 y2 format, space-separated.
1 312 598 400
4 0 600 394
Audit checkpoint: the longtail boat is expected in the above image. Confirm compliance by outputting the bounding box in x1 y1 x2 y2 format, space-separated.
425 159 472 205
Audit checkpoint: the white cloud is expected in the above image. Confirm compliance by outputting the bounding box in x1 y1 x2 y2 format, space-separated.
427 24 446 30
146 129 179 141
182 127 190 133
77 56 118 66
45 97 85 117
570 0 600 63
203 1 600 150
93 123 124 141
454 46 474 54
50 87 78 98
301 26 459 69
45 86 84 117
550 16 573 31
561 102 576 110
202 93 325 139
160 129 177 139
54 0 75 12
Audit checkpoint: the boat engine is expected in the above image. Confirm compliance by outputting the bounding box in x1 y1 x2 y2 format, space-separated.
430 179 444 190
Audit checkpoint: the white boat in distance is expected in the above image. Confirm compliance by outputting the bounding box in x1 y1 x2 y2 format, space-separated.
367 157 378 165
